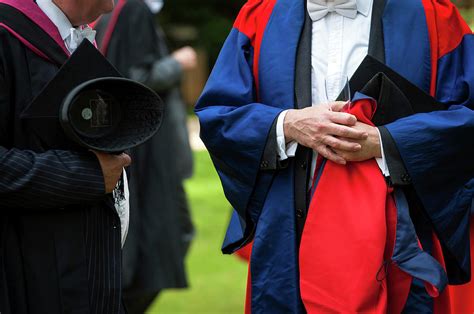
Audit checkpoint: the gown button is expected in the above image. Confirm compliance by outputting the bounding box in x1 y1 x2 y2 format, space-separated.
401 173 411 183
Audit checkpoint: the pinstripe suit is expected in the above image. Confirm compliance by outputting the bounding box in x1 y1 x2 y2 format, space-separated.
0 10 125 314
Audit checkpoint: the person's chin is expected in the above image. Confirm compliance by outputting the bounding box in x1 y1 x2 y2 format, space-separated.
104 0 114 13
90 3 113 22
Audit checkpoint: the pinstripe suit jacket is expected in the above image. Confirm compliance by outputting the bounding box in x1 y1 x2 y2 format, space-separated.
0 14 125 314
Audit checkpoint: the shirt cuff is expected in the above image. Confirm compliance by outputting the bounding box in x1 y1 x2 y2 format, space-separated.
276 110 298 161
375 127 390 177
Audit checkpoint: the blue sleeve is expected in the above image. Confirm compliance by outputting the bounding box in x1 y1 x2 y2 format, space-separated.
384 35 474 283
195 28 283 245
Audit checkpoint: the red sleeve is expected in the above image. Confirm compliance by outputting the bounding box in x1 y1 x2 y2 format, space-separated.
233 0 277 94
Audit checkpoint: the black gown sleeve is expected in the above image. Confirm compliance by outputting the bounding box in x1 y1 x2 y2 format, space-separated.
0 43 106 210
109 0 183 92
130 55 183 93
378 126 411 186
0 148 106 209
260 117 289 171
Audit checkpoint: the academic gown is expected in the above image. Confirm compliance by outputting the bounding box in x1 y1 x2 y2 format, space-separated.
95 0 194 296
196 0 474 313
0 1 124 313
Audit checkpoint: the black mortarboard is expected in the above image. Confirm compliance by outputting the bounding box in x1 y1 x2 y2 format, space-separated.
21 40 164 152
344 56 446 126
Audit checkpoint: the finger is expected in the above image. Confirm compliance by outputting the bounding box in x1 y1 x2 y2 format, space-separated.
316 145 346 165
333 149 362 163
328 111 357 126
321 135 361 152
326 123 368 140
329 101 349 112
333 148 349 159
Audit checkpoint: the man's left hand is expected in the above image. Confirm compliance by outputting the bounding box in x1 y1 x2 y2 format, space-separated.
333 122 381 162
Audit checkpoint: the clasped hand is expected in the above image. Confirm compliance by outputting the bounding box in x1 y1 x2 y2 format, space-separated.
283 102 381 165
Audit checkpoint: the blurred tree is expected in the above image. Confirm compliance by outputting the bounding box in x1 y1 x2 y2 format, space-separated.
453 0 472 8
159 0 246 66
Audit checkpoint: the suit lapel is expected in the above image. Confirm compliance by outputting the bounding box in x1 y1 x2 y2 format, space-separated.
292 3 313 280
368 0 386 63
294 11 312 110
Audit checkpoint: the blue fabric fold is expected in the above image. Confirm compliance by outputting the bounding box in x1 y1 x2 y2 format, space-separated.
392 188 448 293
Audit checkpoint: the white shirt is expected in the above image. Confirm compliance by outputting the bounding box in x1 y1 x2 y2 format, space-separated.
276 0 389 186
37 0 129 246
36 0 96 53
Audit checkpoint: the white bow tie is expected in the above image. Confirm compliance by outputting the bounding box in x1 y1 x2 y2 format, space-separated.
68 26 96 52
307 0 358 21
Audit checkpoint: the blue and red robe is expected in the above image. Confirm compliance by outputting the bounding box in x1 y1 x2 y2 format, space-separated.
197 0 474 313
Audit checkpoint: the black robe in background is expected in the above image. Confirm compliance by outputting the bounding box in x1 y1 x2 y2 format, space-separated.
0 8 124 314
95 0 194 299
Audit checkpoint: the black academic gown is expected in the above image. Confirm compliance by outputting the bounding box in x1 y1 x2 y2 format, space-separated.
0 3 124 314
95 0 194 300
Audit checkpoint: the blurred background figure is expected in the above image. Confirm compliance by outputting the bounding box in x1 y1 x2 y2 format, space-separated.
94 0 196 312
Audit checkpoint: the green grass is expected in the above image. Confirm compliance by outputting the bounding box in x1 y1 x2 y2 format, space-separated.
147 151 247 313
460 8 474 29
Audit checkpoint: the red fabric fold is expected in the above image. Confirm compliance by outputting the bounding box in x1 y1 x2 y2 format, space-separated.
236 243 252 262
299 99 412 313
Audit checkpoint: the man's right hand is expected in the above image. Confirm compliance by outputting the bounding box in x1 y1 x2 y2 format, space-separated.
91 151 132 193
283 102 368 165
172 46 198 71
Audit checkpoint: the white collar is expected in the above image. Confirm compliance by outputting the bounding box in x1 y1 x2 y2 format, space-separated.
356 0 371 17
36 0 73 41
313 0 372 17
